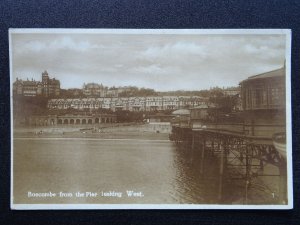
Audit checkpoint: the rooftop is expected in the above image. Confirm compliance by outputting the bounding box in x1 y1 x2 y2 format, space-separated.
240 66 285 84
191 105 209 109
172 109 190 115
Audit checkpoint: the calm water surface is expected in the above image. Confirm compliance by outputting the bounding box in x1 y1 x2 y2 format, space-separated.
13 137 221 204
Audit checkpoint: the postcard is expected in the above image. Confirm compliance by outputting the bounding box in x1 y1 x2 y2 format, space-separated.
10 29 292 209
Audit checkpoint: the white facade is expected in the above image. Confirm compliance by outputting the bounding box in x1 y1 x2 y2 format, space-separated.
48 96 209 112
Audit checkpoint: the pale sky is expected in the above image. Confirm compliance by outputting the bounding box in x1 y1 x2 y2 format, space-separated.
11 31 286 91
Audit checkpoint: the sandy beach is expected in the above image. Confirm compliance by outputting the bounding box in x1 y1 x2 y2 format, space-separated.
13 123 171 140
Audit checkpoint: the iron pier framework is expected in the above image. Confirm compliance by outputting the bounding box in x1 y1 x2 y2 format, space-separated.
170 126 287 204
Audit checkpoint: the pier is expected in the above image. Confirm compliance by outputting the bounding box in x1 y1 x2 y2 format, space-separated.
169 66 287 204
170 123 287 204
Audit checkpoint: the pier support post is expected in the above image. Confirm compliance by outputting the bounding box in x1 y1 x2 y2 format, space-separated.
200 137 206 175
211 140 215 157
191 132 195 150
218 143 225 202
244 145 253 204
190 132 195 164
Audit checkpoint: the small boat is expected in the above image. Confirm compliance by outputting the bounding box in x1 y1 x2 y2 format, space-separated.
272 132 286 160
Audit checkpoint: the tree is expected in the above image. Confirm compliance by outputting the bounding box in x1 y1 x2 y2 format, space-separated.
210 95 236 112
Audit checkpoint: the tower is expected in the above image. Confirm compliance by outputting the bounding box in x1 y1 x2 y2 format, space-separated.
42 70 49 97
42 70 49 84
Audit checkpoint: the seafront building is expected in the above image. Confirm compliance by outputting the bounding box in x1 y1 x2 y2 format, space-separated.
13 70 60 97
28 113 116 126
82 83 107 97
239 66 286 137
47 96 209 112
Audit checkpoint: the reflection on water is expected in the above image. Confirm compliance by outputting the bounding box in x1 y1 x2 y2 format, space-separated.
13 138 223 204
14 136 281 205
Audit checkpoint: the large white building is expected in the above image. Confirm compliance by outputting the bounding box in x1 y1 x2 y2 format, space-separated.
82 83 106 97
48 96 209 112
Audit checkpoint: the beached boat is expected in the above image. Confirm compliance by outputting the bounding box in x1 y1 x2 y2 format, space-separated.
272 132 286 160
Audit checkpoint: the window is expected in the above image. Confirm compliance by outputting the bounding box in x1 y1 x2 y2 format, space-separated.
269 87 284 106
262 89 268 106
255 89 263 108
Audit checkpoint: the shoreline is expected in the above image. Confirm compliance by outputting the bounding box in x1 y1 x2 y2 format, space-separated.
13 123 171 140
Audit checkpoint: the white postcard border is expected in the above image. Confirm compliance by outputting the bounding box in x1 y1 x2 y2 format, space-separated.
9 28 293 210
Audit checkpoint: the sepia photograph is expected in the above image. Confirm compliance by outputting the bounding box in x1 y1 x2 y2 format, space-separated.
10 29 292 209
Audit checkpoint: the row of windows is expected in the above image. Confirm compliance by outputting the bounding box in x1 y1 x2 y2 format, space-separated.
32 117 115 125
243 87 285 109
49 100 206 105
49 102 205 108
